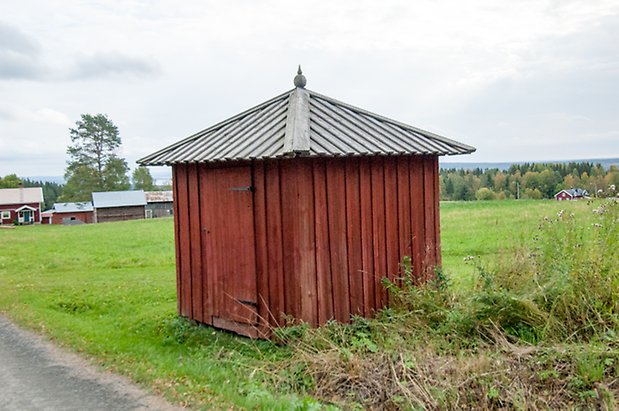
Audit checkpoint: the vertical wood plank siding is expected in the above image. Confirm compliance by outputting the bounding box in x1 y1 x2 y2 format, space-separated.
359 157 375 316
409 158 425 280
198 166 213 324
172 166 182 315
370 157 388 308
345 158 364 317
175 164 192 318
325 159 351 322
423 156 437 279
252 162 270 334
384 157 400 295
433 156 442 268
174 155 441 334
313 159 334 323
264 161 285 326
187 164 204 323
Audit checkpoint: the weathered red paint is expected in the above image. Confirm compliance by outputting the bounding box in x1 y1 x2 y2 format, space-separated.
173 155 442 337
51 211 94 224
0 202 42 225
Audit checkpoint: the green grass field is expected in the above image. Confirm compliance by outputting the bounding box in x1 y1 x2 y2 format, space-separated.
440 200 594 288
0 200 612 409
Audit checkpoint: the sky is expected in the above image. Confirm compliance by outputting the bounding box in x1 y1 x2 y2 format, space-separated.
1 0 618 178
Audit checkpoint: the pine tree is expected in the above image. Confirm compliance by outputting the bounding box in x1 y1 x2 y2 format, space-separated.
60 114 129 201
132 166 155 191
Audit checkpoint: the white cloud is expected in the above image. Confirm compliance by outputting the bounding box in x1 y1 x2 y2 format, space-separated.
0 22 43 79
0 105 71 126
69 51 161 79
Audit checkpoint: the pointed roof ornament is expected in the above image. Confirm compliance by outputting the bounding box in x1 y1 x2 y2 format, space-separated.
293 65 307 88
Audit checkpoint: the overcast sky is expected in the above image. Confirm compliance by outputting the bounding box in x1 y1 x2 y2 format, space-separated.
1 0 618 177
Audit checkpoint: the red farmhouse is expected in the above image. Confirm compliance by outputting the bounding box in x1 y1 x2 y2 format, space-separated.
139 69 476 337
0 187 44 225
554 188 588 201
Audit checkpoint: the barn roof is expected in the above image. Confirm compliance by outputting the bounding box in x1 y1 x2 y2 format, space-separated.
0 187 44 206
53 201 94 213
92 190 146 208
138 68 476 166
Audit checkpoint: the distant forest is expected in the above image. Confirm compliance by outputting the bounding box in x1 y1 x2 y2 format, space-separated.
440 162 619 201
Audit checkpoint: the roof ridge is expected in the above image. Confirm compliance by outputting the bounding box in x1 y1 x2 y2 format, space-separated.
283 87 311 154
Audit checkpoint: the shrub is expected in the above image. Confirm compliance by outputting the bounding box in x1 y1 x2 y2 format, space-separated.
524 188 543 199
458 199 618 342
475 187 496 200
529 200 619 339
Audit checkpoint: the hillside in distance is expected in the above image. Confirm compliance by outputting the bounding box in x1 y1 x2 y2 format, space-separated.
440 157 619 171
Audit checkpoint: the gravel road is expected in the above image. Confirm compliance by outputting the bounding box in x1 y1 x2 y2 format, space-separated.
0 315 183 411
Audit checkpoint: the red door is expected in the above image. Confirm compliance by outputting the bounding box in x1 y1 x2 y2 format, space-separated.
203 166 257 325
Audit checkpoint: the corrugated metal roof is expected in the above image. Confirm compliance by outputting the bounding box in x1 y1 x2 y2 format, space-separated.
0 187 44 205
53 202 94 213
92 190 146 208
145 191 173 203
138 82 475 166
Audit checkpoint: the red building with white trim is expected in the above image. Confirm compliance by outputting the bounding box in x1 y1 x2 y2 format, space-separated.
554 188 588 201
0 187 44 225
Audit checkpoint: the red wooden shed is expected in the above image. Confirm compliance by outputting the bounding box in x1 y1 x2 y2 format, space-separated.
139 69 475 337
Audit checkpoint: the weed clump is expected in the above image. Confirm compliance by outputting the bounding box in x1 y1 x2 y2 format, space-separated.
386 199 618 344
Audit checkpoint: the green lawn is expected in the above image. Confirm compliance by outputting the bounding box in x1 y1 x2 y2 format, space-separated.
440 199 591 288
0 200 595 408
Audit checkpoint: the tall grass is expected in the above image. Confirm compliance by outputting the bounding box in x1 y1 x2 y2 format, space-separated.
383 199 618 344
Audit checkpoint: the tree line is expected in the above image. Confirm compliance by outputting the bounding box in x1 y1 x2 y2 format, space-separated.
440 162 619 201
1 113 163 209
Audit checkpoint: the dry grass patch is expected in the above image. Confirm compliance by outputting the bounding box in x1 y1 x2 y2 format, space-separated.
276 332 618 410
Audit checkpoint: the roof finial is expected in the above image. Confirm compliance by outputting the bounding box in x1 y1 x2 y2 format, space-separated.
293 65 307 88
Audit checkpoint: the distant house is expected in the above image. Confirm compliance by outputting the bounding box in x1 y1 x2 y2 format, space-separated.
92 190 146 223
52 202 94 225
555 188 588 201
144 191 174 218
41 210 53 224
0 187 44 225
